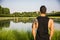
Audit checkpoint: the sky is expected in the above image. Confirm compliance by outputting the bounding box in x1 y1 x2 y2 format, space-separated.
0 0 60 13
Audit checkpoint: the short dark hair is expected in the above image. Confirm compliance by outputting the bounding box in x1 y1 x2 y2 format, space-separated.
40 5 46 13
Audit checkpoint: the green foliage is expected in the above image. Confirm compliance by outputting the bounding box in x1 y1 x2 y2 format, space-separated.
0 6 10 14
0 30 33 40
0 6 2 14
52 30 60 40
0 20 10 28
2 8 10 14
0 30 60 40
47 12 60 16
54 19 60 23
0 14 13 17
0 30 16 40
0 5 60 17
13 17 35 23
0 6 10 17
13 12 39 17
13 30 29 40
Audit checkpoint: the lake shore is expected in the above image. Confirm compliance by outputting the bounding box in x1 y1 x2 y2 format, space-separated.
0 17 60 23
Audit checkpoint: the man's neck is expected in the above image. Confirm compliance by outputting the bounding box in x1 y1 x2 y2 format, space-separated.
40 13 46 17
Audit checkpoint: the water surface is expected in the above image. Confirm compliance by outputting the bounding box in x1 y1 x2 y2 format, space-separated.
2 21 60 31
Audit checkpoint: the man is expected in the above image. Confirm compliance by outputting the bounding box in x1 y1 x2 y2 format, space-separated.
32 5 54 40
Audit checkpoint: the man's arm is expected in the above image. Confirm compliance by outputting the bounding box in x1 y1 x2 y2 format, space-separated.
32 19 38 40
49 19 54 40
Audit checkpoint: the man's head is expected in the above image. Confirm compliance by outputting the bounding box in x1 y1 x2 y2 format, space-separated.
40 5 47 14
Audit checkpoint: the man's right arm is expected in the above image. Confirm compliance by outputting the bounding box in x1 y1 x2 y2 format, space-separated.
32 19 38 40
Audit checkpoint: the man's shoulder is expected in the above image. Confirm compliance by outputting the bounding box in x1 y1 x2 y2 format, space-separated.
33 18 38 22
49 19 53 21
49 18 54 23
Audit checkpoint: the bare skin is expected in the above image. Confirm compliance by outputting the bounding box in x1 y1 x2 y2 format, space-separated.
32 14 54 40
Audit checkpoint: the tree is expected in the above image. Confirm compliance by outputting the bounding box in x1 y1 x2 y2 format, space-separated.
2 8 10 14
0 6 2 14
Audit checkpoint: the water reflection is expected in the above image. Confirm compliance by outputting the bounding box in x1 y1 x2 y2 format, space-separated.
9 21 60 31
0 18 60 31
9 21 32 31
54 23 60 30
12 17 33 23
0 20 10 28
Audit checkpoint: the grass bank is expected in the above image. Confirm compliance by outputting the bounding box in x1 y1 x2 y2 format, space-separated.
0 30 60 40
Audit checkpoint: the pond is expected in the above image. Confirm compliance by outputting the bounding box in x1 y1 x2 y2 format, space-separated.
1 18 60 31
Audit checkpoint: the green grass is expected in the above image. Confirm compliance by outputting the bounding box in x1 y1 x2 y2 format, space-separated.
0 30 60 40
52 30 60 40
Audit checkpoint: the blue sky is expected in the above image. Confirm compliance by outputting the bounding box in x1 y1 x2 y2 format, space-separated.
0 0 60 13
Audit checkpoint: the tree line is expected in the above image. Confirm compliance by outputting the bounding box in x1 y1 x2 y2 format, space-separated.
0 5 60 17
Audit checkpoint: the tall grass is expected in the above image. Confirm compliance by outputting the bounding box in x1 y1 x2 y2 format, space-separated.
52 30 60 40
0 30 60 40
